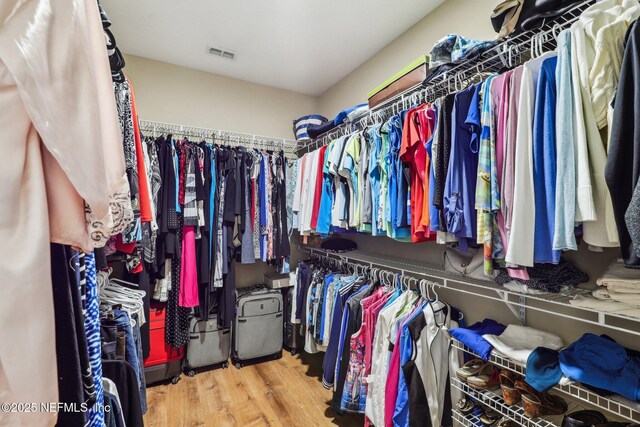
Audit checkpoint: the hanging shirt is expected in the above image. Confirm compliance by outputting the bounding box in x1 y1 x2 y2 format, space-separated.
553 29 578 251
434 94 455 231
418 106 437 235
476 76 497 275
507 52 556 267
368 125 383 236
400 105 430 242
310 146 328 231
533 56 561 264
444 84 481 250
607 18 640 266
571 0 639 248
316 144 335 235
502 66 524 254
339 133 361 228
329 136 349 228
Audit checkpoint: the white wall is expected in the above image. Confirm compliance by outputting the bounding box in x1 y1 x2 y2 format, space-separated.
318 0 498 116
124 54 318 140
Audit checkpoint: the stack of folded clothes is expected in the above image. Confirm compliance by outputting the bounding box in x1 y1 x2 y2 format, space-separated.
570 259 640 318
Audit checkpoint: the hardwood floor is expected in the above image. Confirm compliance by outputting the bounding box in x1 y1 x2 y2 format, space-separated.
144 351 364 427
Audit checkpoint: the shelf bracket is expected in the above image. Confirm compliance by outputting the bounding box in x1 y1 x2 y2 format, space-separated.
496 291 526 325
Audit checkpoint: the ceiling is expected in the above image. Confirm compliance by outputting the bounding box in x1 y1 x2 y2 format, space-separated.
103 0 445 96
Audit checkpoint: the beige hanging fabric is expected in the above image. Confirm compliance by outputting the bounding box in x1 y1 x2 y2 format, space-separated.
0 0 129 425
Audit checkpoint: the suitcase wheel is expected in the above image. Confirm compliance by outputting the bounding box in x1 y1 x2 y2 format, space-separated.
290 349 297 356
273 352 282 360
235 362 243 370
223 362 229 369
171 375 181 385
187 370 196 377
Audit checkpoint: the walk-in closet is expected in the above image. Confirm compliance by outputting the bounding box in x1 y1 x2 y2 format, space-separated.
4 0 640 426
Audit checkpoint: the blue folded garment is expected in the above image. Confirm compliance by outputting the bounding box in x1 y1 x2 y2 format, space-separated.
559 333 640 401
526 347 563 393
333 103 368 126
450 318 506 360
307 120 337 140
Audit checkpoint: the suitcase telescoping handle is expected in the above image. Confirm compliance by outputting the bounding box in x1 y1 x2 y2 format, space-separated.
238 313 283 322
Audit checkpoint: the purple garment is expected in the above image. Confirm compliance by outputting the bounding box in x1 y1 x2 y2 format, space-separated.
444 84 482 250
533 56 561 264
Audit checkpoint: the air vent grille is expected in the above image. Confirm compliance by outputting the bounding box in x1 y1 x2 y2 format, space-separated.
208 46 236 60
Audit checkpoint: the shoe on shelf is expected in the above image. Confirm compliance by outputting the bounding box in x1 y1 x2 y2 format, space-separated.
456 358 485 382
515 380 568 418
456 397 476 415
499 370 523 405
467 363 500 390
497 417 519 427
561 410 607 427
479 405 501 426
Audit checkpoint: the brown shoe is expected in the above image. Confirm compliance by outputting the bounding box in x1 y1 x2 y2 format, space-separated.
499 370 523 405
514 380 568 418
467 363 500 390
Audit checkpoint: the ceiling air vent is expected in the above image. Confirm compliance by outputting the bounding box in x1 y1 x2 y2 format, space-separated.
208 46 236 61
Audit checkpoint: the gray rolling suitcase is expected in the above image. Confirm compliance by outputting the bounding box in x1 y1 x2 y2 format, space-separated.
232 286 283 368
185 313 231 376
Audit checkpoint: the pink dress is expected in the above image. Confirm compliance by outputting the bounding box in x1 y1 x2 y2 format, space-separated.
179 226 200 307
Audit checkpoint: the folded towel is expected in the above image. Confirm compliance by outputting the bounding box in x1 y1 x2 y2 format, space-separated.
608 289 640 308
596 259 640 288
483 325 563 365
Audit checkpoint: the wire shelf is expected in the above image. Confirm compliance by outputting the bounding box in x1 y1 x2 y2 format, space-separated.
452 377 559 427
138 119 299 156
452 408 484 426
296 0 595 154
302 247 640 336
452 340 640 423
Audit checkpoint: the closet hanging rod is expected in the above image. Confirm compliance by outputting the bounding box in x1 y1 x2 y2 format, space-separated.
301 246 640 338
295 0 594 154
138 119 300 155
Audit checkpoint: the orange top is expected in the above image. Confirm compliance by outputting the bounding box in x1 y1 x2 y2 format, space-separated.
401 105 432 242
129 79 153 223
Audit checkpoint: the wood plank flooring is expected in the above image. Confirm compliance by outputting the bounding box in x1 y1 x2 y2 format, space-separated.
144 351 364 427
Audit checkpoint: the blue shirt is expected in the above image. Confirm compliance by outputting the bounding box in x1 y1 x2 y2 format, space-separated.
316 145 334 235
393 302 429 427
533 56 561 264
444 85 481 250
368 125 382 236
319 274 336 342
